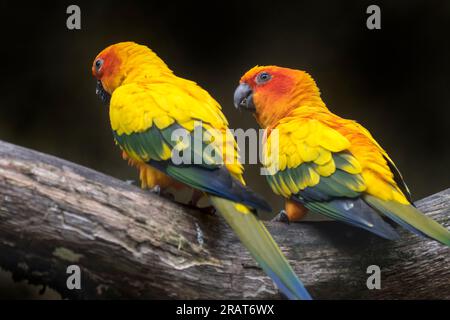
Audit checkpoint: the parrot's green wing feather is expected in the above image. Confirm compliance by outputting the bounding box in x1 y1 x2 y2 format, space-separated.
265 119 400 239
303 198 400 239
274 158 400 239
114 124 271 212
110 83 270 211
365 195 450 246
114 125 172 162
267 147 400 239
152 160 271 212
267 119 449 244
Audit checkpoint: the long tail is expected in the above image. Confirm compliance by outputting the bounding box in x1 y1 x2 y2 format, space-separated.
209 195 312 300
365 195 450 246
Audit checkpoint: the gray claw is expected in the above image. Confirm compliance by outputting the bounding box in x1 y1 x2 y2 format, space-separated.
272 210 290 224
149 185 161 195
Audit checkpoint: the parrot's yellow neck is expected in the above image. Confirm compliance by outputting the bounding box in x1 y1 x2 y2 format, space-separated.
122 63 174 85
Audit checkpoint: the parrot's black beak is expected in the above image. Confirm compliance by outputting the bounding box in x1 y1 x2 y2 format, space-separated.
234 83 255 112
96 80 111 105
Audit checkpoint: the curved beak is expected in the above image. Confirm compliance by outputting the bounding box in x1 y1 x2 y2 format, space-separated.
233 83 255 111
96 80 111 105
95 80 103 95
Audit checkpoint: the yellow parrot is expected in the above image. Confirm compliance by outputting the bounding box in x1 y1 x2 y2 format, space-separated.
234 65 450 245
91 43 311 299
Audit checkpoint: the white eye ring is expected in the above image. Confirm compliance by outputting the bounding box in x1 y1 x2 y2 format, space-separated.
95 59 104 72
256 72 271 84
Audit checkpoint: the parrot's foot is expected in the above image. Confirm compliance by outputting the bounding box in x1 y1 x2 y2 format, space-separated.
183 203 216 216
188 189 204 207
148 185 175 201
185 190 214 215
149 185 161 194
272 210 290 224
125 180 136 185
199 205 216 216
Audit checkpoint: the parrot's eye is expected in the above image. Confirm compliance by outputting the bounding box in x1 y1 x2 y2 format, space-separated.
256 72 272 84
95 59 104 72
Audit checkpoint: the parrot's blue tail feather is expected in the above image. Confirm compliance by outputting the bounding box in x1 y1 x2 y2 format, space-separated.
365 195 450 246
209 196 312 300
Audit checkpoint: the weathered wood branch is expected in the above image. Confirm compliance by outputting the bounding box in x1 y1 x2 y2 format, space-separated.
0 140 449 299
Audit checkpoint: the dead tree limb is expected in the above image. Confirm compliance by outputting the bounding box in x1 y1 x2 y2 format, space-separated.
0 139 449 299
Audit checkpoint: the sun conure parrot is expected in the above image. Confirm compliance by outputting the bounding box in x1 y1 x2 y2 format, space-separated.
91 43 311 299
234 65 450 245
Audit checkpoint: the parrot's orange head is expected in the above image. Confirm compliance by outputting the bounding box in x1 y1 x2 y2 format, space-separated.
92 41 171 104
234 66 323 128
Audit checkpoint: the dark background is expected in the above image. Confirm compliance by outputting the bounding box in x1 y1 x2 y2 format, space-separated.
0 0 449 297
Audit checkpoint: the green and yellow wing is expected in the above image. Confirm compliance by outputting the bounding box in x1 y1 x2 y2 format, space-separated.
264 119 399 239
264 118 450 244
110 83 269 211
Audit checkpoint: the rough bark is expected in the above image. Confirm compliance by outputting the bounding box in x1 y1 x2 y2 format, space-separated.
0 139 449 299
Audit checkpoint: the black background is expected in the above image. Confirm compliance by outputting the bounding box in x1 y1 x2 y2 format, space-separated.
0 0 449 297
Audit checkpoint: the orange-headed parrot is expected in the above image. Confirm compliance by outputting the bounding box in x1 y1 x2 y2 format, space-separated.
234 65 450 245
91 43 311 299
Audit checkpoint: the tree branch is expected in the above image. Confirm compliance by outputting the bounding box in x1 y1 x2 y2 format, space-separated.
0 139 449 299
